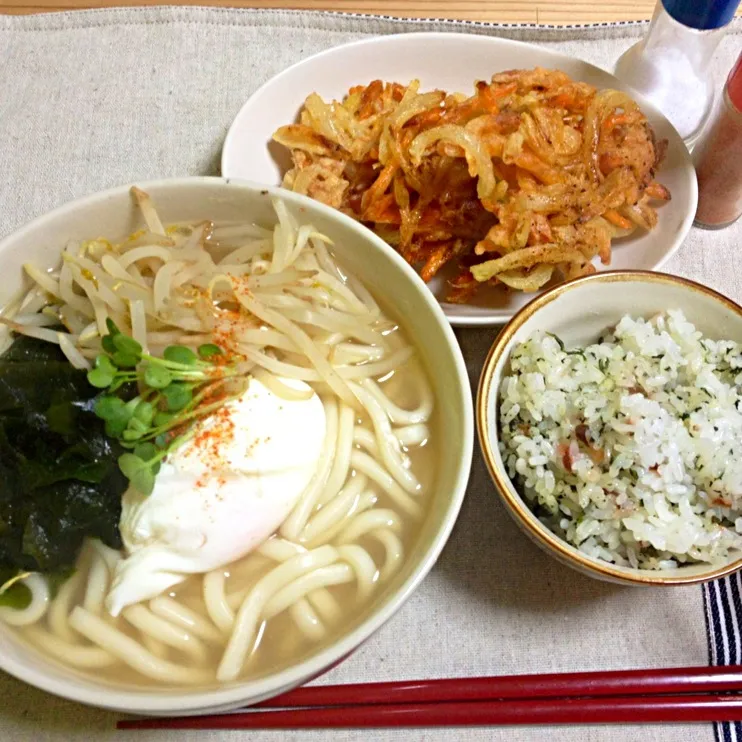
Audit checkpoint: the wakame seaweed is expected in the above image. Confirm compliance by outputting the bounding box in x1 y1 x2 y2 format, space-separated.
0 334 127 574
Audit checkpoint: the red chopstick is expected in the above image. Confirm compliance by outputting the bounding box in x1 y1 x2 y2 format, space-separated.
252 664 742 708
117 665 742 730
119 695 742 730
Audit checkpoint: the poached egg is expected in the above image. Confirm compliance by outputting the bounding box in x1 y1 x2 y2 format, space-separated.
106 376 325 617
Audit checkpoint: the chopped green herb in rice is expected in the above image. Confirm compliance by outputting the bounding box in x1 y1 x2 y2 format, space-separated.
499 310 742 570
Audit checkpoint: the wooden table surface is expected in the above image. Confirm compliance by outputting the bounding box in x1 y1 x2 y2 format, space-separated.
2 0 741 24
0 0 685 20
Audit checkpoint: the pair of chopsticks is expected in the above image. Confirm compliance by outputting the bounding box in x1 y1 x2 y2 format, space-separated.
117 664 742 730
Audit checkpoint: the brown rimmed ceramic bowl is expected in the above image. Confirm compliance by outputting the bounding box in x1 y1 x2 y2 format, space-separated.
477 270 742 586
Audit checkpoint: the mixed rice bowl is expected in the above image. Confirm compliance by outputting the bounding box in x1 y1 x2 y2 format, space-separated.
499 310 742 570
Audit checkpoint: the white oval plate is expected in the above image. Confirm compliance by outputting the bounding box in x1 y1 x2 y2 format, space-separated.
222 32 697 327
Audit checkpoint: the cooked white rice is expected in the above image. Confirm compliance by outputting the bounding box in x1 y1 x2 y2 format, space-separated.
499 310 742 569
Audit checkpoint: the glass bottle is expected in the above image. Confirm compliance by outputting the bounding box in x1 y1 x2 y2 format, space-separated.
614 0 741 149
694 52 742 229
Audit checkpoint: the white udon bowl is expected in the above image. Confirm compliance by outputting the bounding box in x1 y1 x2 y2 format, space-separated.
0 177 473 715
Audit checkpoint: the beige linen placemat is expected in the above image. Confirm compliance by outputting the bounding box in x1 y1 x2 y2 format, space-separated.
0 8 740 742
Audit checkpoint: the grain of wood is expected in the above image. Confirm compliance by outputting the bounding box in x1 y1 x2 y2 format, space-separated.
1 0 739 23
0 0 652 20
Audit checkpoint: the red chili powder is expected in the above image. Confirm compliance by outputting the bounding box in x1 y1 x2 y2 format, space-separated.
192 404 236 489
189 276 256 487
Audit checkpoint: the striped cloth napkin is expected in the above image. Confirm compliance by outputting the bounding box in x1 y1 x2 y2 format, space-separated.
706 574 742 742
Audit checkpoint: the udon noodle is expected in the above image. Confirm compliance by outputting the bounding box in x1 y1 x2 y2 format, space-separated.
0 188 436 686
